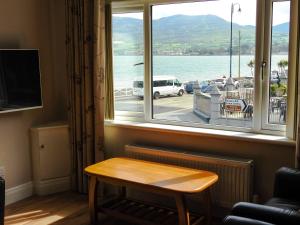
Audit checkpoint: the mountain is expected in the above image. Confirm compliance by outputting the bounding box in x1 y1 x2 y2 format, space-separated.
112 15 289 55
273 22 289 33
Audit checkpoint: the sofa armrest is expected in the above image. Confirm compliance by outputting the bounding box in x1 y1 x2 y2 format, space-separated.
231 202 300 225
0 176 4 225
223 216 275 225
273 167 300 201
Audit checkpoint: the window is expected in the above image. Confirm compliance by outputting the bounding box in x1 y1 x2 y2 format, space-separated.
111 0 296 137
112 12 144 121
264 0 290 129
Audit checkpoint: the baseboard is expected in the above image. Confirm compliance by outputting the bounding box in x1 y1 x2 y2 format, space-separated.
5 182 33 206
34 176 70 196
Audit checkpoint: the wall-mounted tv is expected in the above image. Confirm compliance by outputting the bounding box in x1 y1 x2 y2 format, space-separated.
0 49 42 113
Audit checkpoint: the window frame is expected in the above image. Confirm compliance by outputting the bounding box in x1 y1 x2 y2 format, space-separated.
111 0 298 138
260 0 293 134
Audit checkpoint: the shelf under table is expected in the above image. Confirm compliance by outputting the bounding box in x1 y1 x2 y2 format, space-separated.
99 196 205 225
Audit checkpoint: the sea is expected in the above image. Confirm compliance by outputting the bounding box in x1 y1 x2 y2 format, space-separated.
113 55 288 89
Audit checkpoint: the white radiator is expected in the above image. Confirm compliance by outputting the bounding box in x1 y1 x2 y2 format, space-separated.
125 145 253 208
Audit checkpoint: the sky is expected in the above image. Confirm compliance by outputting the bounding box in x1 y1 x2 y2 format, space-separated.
114 0 290 26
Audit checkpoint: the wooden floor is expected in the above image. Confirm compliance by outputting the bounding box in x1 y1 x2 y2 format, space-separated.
5 192 222 225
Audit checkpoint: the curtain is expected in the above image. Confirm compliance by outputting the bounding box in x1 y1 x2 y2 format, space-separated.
105 4 114 120
295 1 300 169
65 0 106 193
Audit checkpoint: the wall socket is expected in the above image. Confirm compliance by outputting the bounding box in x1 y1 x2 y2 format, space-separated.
0 166 5 179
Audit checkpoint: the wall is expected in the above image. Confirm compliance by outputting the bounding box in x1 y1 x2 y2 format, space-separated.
0 0 294 207
0 0 67 189
105 125 295 202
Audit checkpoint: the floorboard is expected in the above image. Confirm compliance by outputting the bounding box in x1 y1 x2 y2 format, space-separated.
5 192 222 225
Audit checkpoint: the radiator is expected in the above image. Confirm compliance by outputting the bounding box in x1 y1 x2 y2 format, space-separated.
125 145 253 208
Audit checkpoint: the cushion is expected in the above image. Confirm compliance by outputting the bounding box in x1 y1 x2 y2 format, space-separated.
266 197 300 211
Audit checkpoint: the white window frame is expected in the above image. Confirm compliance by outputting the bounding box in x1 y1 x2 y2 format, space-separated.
260 0 295 137
111 0 298 138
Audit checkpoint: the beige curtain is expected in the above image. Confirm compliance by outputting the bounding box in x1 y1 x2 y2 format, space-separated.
65 0 106 193
297 71 299 168
297 49 300 169
105 4 115 120
295 3 300 169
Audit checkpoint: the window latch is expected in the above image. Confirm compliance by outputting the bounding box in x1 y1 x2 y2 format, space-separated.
261 60 267 80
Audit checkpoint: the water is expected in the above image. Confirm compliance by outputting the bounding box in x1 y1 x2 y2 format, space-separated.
113 55 288 89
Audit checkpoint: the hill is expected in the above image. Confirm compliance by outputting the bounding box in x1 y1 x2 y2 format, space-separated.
112 15 289 55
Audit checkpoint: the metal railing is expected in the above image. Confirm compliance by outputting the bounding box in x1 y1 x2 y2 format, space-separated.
220 88 254 120
114 88 133 97
268 97 286 124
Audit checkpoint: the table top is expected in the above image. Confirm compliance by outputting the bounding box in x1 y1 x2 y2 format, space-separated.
85 157 218 194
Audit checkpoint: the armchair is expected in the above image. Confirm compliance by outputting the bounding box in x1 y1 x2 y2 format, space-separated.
0 176 4 225
223 167 300 225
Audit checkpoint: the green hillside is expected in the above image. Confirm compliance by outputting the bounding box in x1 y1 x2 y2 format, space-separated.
112 15 289 56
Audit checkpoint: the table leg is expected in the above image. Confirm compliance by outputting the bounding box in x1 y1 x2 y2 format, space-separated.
88 176 98 224
203 188 212 225
118 186 126 198
175 193 190 225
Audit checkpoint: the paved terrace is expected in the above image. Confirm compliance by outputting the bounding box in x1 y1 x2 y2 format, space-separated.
115 94 284 125
115 94 205 123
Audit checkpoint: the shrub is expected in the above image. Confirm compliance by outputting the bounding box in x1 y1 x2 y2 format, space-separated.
270 83 287 97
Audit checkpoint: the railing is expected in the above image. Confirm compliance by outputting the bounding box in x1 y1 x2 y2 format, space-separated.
268 97 286 124
219 88 286 124
220 88 254 120
114 88 133 97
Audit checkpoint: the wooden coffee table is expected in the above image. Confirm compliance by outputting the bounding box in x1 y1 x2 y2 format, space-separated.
85 157 218 225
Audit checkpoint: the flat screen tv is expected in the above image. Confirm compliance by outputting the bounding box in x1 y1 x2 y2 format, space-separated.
0 49 42 113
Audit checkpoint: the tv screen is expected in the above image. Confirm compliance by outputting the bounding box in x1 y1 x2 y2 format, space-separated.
0 49 42 112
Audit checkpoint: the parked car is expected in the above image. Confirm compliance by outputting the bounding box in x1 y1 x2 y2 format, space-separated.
232 78 240 89
199 80 211 92
213 77 239 90
184 81 195 94
239 76 254 88
214 78 226 90
133 76 185 99
184 80 212 93
271 71 280 84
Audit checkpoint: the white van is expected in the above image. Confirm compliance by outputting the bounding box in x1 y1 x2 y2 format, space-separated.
133 76 185 99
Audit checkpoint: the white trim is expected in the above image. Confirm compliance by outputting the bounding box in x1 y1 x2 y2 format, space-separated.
111 0 296 137
5 182 33 206
286 0 298 139
144 3 153 121
253 0 265 133
34 177 70 196
113 111 286 135
261 0 289 132
0 106 42 114
105 120 295 146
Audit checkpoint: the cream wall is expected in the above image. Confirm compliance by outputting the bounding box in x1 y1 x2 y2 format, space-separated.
0 0 67 189
105 125 295 202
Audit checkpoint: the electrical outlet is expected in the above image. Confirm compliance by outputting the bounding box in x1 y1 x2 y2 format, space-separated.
0 166 5 179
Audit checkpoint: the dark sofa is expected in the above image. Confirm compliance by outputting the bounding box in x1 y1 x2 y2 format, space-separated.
223 167 300 225
0 176 4 225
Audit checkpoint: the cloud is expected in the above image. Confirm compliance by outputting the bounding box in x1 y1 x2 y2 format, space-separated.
114 0 290 26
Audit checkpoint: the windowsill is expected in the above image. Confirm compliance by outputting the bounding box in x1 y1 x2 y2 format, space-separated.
105 120 296 147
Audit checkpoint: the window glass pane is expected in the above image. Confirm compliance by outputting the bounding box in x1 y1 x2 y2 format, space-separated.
167 80 173 86
268 1 290 125
151 0 256 128
112 12 144 119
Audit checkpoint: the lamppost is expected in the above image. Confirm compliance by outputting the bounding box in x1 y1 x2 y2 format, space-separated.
238 30 241 78
229 2 241 78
